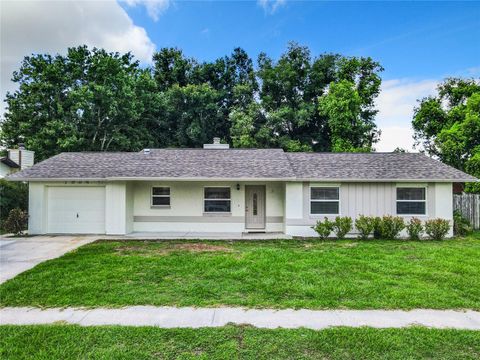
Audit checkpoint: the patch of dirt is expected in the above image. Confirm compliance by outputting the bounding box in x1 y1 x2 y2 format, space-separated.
114 243 235 256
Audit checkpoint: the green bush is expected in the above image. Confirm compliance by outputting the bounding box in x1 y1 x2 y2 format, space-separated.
312 217 334 239
372 216 382 239
332 216 353 238
2 208 28 235
378 215 405 239
406 218 423 240
355 215 375 240
0 179 28 224
425 218 451 240
453 210 472 236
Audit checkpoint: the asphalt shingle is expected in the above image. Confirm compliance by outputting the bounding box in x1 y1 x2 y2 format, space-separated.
6 149 477 182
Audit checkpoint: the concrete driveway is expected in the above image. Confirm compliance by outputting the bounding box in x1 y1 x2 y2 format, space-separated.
0 236 99 284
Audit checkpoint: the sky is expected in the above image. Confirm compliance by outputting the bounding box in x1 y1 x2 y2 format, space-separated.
1 0 479 151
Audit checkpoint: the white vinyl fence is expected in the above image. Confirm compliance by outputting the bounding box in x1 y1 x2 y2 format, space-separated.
453 193 480 230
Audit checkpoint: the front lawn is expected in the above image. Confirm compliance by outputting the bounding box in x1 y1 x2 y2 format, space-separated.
1 233 479 309
1 325 479 359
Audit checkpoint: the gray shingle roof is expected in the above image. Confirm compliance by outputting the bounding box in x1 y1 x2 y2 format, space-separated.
286 152 477 181
6 149 477 182
7 149 295 180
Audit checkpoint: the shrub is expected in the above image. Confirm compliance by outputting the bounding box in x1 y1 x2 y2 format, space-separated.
312 217 334 239
0 179 28 224
406 218 423 240
453 210 472 236
2 208 28 235
425 218 451 240
372 216 382 239
355 215 375 240
378 215 405 239
332 216 353 239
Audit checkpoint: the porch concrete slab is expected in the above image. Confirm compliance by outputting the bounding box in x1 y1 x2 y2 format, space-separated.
119 232 291 240
0 235 99 283
1 306 480 330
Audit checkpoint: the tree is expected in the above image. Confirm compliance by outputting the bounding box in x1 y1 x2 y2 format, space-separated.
2 43 383 157
237 42 382 151
0 46 160 161
412 78 480 192
318 80 378 152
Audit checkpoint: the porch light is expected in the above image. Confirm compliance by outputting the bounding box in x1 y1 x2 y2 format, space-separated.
236 183 240 191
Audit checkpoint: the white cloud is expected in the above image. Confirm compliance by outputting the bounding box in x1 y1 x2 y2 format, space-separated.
257 0 286 14
124 0 171 22
0 0 156 115
375 78 438 152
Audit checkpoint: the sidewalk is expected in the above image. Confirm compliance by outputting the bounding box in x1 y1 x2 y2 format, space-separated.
1 306 480 330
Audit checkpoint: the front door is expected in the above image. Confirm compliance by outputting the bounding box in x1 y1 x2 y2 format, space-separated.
245 185 266 230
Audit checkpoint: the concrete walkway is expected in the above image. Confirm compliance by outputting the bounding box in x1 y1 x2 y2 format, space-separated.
0 236 99 283
1 306 480 330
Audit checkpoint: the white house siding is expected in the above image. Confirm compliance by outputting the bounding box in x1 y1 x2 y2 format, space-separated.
285 182 453 237
132 181 284 233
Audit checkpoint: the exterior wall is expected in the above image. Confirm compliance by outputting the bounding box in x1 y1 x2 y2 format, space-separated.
105 182 127 235
0 163 12 178
285 181 454 237
28 182 47 234
132 181 284 233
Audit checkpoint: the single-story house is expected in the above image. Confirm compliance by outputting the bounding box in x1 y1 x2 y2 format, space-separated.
6 139 477 237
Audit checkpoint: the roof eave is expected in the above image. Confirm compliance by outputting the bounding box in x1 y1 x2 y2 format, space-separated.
7 176 478 182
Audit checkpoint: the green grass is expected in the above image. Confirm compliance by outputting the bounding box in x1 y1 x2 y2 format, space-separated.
1 232 480 309
1 325 479 359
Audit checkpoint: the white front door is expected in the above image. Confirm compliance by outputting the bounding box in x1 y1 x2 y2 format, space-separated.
245 185 266 230
47 186 106 234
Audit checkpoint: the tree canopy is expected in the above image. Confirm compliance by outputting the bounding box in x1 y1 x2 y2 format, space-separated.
0 43 383 161
412 78 480 192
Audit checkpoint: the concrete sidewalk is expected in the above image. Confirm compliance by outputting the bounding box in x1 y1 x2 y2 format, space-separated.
1 306 480 330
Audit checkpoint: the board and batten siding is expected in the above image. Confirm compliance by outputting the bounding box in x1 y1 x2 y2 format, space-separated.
285 182 453 237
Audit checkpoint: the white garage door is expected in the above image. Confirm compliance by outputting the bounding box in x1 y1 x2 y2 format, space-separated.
47 186 105 234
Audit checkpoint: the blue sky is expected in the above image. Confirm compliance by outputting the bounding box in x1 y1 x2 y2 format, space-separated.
2 0 479 151
121 1 480 80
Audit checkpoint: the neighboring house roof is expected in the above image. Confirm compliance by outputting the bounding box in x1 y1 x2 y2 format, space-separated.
0 157 20 168
6 149 478 182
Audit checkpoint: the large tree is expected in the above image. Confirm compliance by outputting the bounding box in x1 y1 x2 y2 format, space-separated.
0 46 161 161
412 78 480 192
1 43 383 158
231 43 382 151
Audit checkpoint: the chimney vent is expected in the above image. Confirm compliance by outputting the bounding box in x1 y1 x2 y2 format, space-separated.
203 137 229 149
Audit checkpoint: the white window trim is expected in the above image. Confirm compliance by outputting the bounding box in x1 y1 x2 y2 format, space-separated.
203 186 232 214
309 185 340 216
395 186 427 216
151 186 171 208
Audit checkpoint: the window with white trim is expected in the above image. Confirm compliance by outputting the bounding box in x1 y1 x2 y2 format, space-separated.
204 187 231 213
310 187 339 215
396 187 426 215
151 187 170 207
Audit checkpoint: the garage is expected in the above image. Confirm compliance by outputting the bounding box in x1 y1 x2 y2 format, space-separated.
47 186 106 234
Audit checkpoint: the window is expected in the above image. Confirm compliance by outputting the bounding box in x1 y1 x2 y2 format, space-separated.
310 187 339 215
204 187 231 213
396 187 426 215
151 187 170 207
